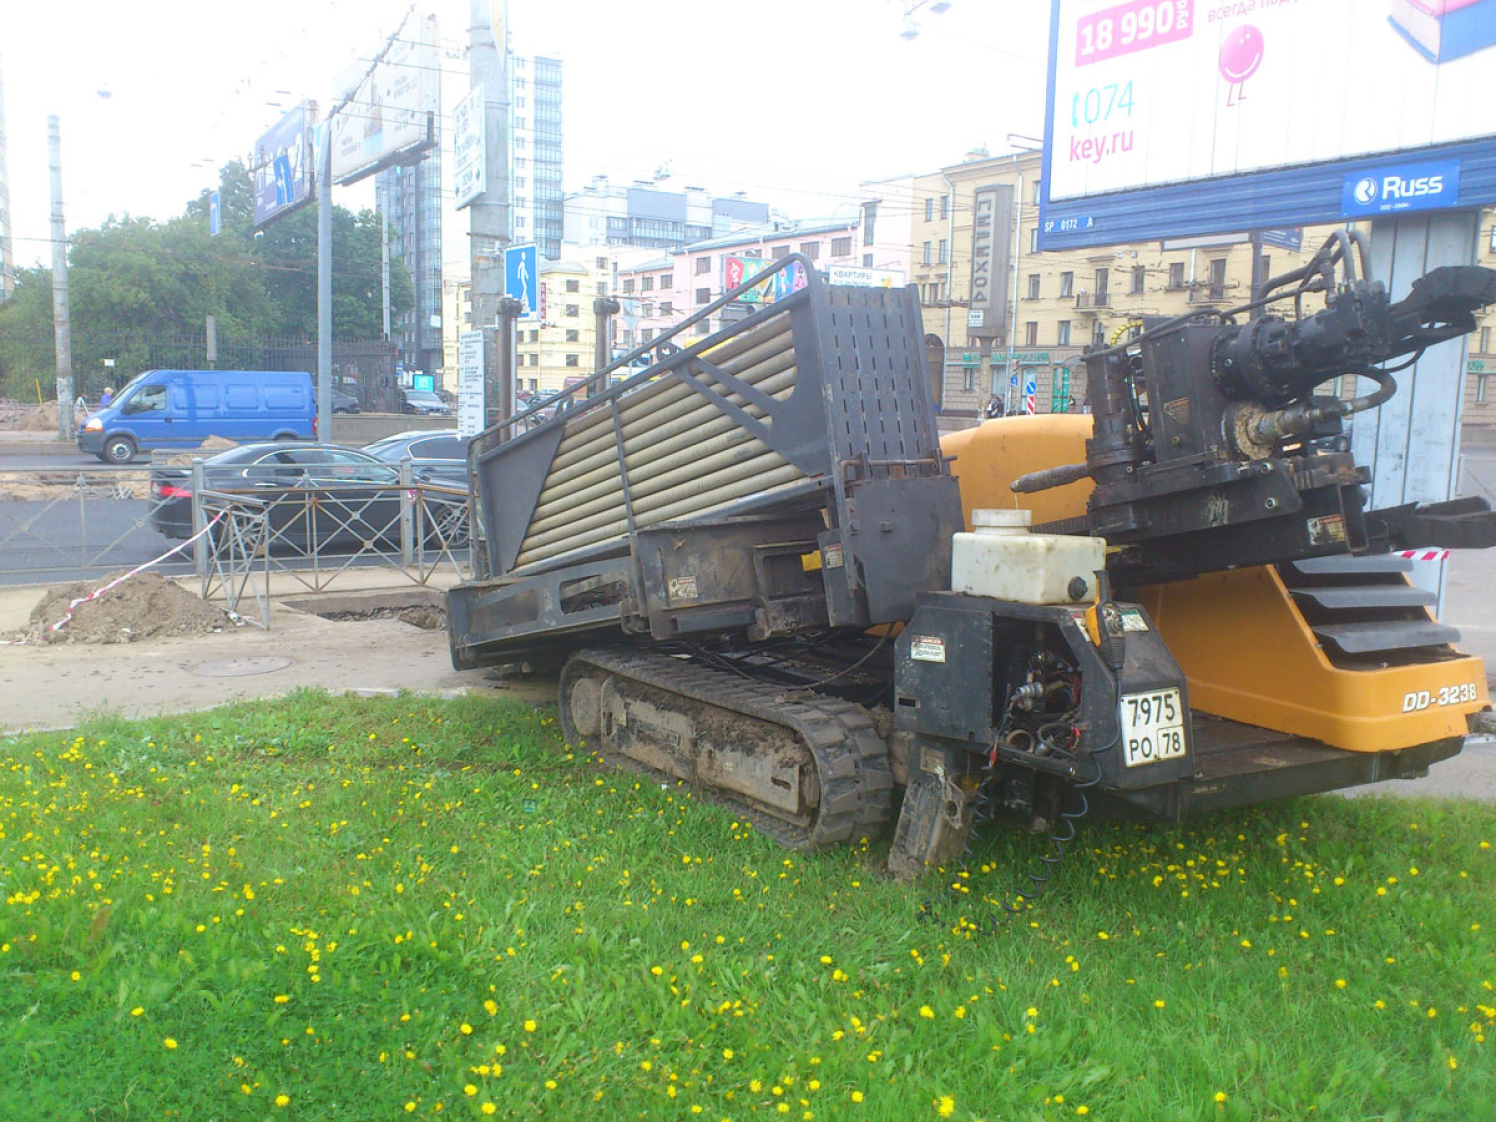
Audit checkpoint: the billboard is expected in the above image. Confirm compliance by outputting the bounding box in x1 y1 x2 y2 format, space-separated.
827 265 906 288
724 255 774 303
330 18 440 186
452 85 487 209
1040 0 1496 248
252 102 314 227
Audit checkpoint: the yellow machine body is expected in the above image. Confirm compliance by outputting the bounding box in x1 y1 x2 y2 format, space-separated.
940 416 1489 753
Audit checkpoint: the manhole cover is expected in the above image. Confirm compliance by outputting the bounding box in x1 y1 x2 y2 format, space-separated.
189 656 294 678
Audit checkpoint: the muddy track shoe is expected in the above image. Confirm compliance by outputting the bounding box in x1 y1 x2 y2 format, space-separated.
558 648 894 850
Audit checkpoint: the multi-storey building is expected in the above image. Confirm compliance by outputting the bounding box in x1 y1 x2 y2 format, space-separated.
564 177 772 251
510 54 564 260
513 254 611 395
610 221 864 353
376 148 445 381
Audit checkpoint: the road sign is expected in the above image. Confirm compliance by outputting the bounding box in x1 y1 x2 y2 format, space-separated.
1023 377 1037 416
209 192 221 237
452 85 486 209
505 244 539 318
457 331 485 439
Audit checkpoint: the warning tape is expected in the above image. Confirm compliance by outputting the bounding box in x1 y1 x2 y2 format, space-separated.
0 512 225 647
1397 549 1450 561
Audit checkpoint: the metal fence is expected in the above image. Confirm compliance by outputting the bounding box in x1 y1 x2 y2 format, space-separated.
194 460 471 626
0 331 402 413
0 463 469 626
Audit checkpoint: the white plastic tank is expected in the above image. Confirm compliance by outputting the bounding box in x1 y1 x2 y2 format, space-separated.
951 508 1106 604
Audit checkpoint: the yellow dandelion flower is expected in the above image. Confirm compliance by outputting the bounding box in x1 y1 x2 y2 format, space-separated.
404 1103 416 1113
851 1091 865 1103
130 1007 144 1017
163 1038 178 1050
274 1094 290 1107
919 1005 935 1019
1335 979 1347 989
1154 1000 1166 1009
481 1103 497 1116
464 1085 478 1097
460 1023 473 1035
523 1019 537 1032
937 1095 956 1117
1214 1091 1227 1103
723 1048 735 1060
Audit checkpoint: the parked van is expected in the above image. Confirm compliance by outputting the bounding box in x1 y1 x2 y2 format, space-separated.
77 369 315 463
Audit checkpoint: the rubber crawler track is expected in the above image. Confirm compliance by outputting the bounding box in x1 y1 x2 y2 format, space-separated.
559 648 895 850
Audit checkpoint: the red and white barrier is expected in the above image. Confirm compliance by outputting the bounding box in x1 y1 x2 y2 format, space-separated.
1397 549 1450 562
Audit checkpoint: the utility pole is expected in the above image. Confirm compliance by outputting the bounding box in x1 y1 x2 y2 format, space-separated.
0 57 14 301
470 0 512 434
380 182 391 341
316 116 332 443
48 116 72 440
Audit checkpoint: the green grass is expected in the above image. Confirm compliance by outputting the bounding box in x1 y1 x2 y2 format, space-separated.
0 690 1492 1121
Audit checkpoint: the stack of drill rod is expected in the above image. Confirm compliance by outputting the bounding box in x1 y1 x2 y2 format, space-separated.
512 310 804 570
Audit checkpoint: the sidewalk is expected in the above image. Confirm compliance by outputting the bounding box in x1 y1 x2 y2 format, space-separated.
0 576 546 736
0 430 75 456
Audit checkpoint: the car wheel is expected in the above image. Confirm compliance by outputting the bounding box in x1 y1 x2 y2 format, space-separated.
103 435 136 464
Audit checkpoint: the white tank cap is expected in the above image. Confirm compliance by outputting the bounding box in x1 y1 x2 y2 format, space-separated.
971 508 1033 529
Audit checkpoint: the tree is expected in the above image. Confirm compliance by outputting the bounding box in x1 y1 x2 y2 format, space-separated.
0 161 414 397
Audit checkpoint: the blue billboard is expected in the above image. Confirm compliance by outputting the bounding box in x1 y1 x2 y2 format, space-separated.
252 103 314 228
1039 0 1496 250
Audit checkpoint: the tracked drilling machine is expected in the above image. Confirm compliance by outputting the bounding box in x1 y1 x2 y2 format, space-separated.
448 243 1496 879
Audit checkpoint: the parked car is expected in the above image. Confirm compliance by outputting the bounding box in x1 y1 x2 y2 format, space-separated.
78 369 315 464
362 430 471 487
149 442 402 545
331 389 361 414
401 389 453 416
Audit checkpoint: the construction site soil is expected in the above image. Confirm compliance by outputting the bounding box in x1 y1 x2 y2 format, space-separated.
23 572 232 644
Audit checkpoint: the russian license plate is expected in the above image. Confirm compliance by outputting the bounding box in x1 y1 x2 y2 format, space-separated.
1120 687 1186 767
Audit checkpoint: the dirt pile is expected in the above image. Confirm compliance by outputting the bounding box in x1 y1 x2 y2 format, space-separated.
0 400 62 432
23 572 233 644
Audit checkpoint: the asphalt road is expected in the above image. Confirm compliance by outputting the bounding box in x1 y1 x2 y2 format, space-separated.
0 495 195 587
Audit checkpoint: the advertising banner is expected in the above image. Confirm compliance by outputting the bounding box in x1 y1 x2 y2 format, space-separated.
331 18 440 186
724 255 773 302
252 103 314 227
968 184 1013 341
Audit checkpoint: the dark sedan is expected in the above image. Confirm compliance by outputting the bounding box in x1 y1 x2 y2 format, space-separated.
149 443 402 545
362 430 471 487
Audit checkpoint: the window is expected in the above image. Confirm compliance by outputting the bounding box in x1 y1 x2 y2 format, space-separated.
1060 272 1074 298
565 329 579 342
832 237 852 257
596 282 606 295
922 241 932 265
565 279 580 293
1057 320 1071 345
642 328 654 342
695 257 711 274
123 383 168 414
1094 268 1110 298
938 239 948 264
1482 327 1491 353
772 244 791 258
596 256 608 269
529 378 538 392
1025 322 1039 345
642 302 653 318
660 300 673 315
622 278 635 294
1131 266 1145 294
515 177 526 189
565 304 579 317
1030 228 1039 253
1027 273 1041 299
1209 257 1227 299
696 319 712 335
924 198 934 222
963 365 975 393
940 194 949 219
800 242 820 260
641 275 654 292
1168 262 1185 289
530 330 540 342
1092 320 1106 346
695 287 710 305
1033 179 1043 204
565 354 580 368
659 273 671 288
863 253 874 267
861 201 877 246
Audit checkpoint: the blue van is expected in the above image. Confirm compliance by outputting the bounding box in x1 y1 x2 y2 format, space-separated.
78 369 316 463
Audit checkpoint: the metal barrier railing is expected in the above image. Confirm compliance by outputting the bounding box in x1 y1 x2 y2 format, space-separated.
193 459 471 625
0 460 470 626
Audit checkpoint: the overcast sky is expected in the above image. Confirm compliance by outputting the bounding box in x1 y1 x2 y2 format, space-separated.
1 0 1052 270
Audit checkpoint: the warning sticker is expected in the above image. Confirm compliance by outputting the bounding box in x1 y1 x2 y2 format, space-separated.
1307 514 1347 545
823 543 845 569
909 635 947 663
1120 608 1150 632
667 576 699 601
